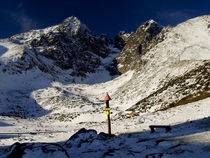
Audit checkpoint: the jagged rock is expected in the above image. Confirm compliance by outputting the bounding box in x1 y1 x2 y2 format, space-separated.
65 128 115 148
116 20 163 73
111 15 210 114
65 128 98 148
5 16 119 78
7 142 70 158
105 58 121 76
0 16 122 118
114 31 130 50
1 13 210 142
97 132 115 140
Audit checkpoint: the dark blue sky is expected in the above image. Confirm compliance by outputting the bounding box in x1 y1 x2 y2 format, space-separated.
0 0 210 38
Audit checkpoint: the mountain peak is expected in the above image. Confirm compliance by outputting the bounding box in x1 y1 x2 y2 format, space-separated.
140 19 163 36
60 16 89 35
2 15 119 84
9 16 89 44
116 19 163 73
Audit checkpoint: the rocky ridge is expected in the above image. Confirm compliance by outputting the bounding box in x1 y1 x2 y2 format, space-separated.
114 31 131 50
111 15 210 114
116 20 164 73
3 16 120 81
0 16 122 118
1 15 209 119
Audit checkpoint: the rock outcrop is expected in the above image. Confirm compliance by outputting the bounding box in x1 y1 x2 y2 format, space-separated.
111 15 210 114
114 31 130 50
4 16 119 79
7 142 70 158
116 20 163 73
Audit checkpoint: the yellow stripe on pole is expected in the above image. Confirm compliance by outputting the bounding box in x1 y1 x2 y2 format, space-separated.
106 111 109 115
105 108 111 111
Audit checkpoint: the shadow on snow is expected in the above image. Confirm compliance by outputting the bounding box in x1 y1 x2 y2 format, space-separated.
0 45 8 56
1 116 210 157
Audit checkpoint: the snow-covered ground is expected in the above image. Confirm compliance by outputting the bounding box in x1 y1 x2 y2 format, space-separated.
0 15 210 157
0 96 210 157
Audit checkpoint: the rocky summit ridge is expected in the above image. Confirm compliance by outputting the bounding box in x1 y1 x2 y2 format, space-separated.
0 15 209 118
2 16 120 82
112 15 210 114
116 19 164 73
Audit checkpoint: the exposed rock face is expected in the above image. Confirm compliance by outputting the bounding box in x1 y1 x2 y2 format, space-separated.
111 15 210 114
114 31 130 50
0 16 120 118
1 14 210 124
116 20 163 73
6 16 119 79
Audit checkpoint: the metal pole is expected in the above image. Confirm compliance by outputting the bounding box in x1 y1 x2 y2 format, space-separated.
106 101 111 135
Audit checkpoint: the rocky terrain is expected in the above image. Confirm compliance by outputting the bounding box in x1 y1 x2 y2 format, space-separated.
114 31 131 50
3 16 120 81
0 15 210 158
112 15 210 114
0 16 122 118
116 19 164 73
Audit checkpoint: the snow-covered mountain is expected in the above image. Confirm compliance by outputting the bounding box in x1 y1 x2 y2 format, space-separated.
0 15 210 158
113 15 210 114
0 16 121 118
116 19 163 73
2 16 120 82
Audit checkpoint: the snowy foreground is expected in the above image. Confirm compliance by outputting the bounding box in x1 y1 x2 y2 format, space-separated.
0 96 210 157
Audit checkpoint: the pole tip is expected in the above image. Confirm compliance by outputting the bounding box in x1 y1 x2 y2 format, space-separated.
104 92 112 101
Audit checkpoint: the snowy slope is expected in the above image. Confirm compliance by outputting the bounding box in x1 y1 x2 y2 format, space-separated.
113 15 210 113
0 16 121 118
0 97 210 158
0 15 210 157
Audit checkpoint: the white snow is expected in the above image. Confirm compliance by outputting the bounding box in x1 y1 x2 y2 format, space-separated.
0 40 21 60
0 15 210 158
180 45 210 60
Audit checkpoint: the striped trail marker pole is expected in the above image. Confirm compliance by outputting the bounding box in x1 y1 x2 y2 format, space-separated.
104 92 112 135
